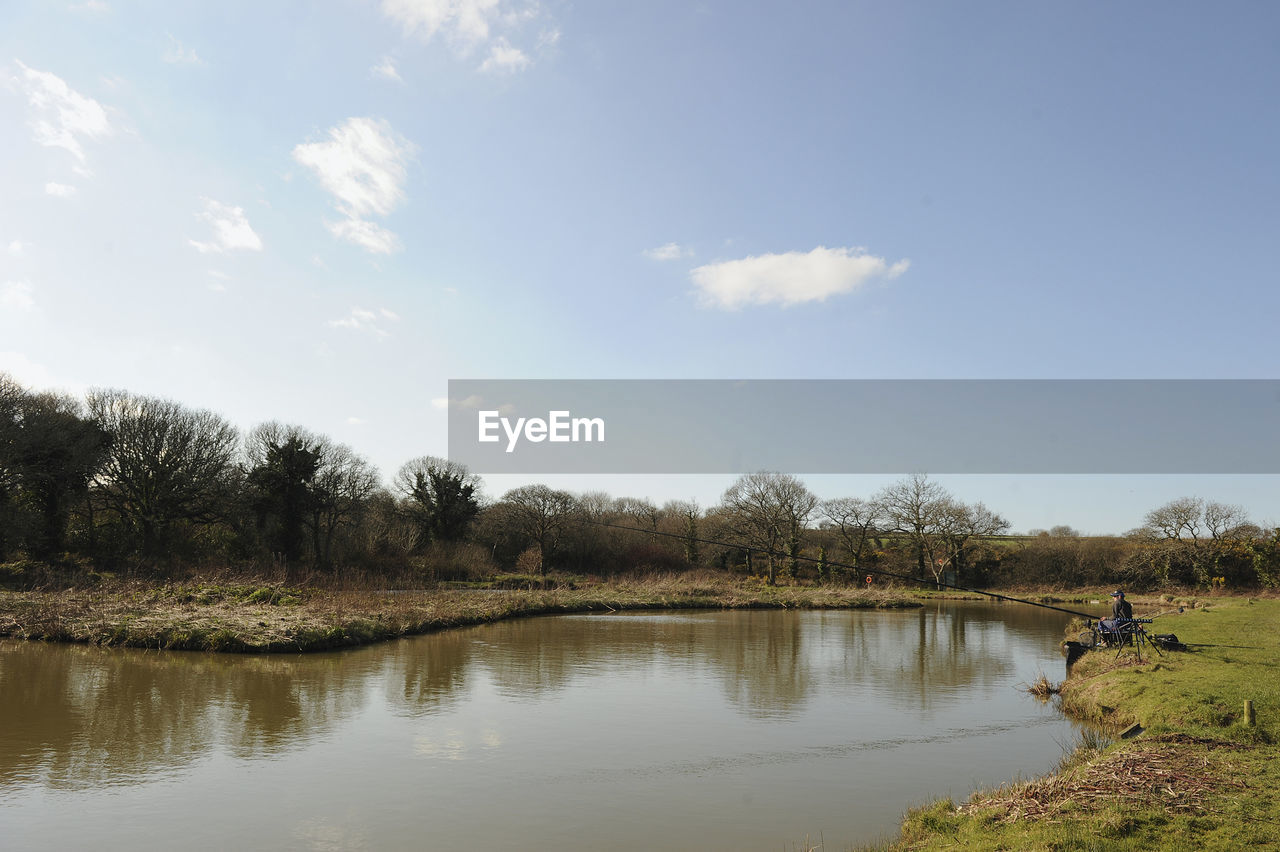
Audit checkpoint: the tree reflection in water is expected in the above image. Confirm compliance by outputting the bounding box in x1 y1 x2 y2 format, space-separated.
0 601 1071 794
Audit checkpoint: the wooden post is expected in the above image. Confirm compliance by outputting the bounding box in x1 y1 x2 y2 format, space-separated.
1244 700 1256 727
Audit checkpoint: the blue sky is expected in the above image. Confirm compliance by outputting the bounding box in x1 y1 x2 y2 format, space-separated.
2 1 1278 534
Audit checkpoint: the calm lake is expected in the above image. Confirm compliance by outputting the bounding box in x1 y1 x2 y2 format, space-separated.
1 601 1081 850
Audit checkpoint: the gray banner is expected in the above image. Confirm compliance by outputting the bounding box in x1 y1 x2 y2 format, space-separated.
446 380 1280 474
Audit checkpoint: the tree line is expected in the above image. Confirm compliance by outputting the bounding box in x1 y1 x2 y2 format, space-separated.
2 373 1278 589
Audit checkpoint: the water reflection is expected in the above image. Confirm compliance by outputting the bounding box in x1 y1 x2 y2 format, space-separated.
0 644 374 791
1 601 1069 796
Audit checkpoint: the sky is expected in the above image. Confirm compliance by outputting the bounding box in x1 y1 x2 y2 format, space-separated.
2 1 1278 535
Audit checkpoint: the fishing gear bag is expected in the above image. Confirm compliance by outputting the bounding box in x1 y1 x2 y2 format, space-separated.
1151 633 1186 651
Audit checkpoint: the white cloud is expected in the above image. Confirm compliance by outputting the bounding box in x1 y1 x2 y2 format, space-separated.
1 281 35 312
644 241 692 261
7 241 24 256
346 416 368 425
163 34 204 66
45 182 77 197
188 198 263 253
478 38 530 73
14 60 112 170
381 0 501 44
380 0 548 73
328 306 401 337
690 246 910 310
371 56 403 82
293 117 413 253
326 218 400 254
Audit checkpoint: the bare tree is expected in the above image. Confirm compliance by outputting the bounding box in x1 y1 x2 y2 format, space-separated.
89 389 238 557
662 499 701 566
309 441 378 568
501 484 577 575
877 473 951 583
1203 500 1250 541
614 496 662 539
935 499 1010 582
819 496 883 572
1141 496 1254 586
719 472 816 585
1143 497 1208 542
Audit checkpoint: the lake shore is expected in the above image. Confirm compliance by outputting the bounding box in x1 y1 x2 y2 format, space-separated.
886 596 1280 851
0 573 920 653
5 575 1275 848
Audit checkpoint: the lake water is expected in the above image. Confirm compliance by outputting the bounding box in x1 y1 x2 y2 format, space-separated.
0 601 1081 850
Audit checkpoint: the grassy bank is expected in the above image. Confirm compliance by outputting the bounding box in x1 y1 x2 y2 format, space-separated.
0 572 919 653
889 596 1280 851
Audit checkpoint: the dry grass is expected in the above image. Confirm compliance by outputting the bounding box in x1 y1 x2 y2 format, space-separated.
1025 671 1061 700
960 735 1249 824
0 572 918 653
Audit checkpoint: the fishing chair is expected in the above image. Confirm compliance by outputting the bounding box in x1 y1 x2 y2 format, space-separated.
1096 618 1159 659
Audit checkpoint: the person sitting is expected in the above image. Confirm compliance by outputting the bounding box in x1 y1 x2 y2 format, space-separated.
1099 590 1134 643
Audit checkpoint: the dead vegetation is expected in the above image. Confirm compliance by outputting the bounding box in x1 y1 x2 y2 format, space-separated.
960 735 1248 824
0 573 919 653
1025 671 1061 699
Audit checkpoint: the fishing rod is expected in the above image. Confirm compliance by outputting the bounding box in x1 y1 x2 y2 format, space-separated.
576 517 1102 621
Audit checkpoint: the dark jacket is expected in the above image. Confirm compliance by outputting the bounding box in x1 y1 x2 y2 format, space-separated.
1112 597 1133 620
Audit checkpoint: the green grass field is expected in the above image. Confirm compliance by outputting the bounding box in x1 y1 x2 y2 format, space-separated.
888 597 1280 851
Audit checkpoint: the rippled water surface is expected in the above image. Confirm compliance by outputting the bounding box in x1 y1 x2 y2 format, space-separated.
1 601 1079 850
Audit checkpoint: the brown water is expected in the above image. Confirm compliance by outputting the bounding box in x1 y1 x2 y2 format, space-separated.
0 602 1080 850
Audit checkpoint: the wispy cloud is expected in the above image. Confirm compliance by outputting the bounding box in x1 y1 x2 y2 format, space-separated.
293 117 414 254
163 34 204 66
45 182 77 198
188 198 263 253
644 242 693 261
382 0 503 44
478 38 529 73
1 281 35 312
327 218 399 254
371 56 403 82
690 246 910 310
13 60 112 172
6 241 24 257
327 306 401 337
380 0 551 73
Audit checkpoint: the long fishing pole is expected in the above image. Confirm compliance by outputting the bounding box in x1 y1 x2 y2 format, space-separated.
577 517 1101 621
